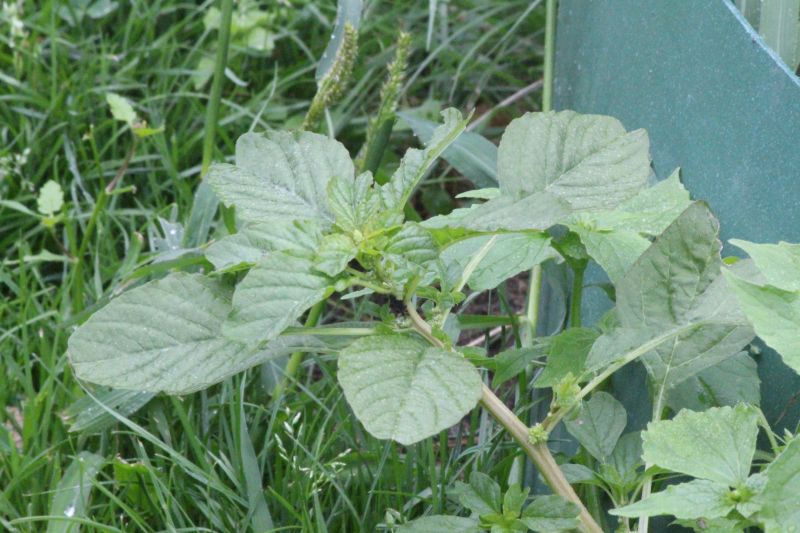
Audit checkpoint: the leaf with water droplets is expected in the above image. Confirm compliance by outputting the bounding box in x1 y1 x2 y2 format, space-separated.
69 273 311 393
224 252 332 346
207 130 353 226
338 334 482 445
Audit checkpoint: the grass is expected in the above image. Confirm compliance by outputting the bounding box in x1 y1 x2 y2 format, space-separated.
0 0 548 530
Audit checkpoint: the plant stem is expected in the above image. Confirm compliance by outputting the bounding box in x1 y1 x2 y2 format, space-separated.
70 135 139 311
480 385 603 533
569 263 585 328
406 303 602 533
271 301 325 399
524 266 543 345
184 0 235 248
637 395 665 533
542 326 687 432
200 0 234 177
542 0 557 113
756 408 781 455
281 326 376 337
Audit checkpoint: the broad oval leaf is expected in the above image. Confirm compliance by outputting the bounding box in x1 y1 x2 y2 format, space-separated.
337 335 482 445
723 243 800 375
224 252 331 346
443 110 651 233
327 171 382 234
586 203 755 403
68 273 307 394
611 479 734 520
641 404 759 486
498 110 650 210
440 231 556 291
450 471 502 515
565 391 627 463
667 352 761 412
730 239 800 292
519 495 580 532
207 130 354 226
205 220 322 271
757 435 800 531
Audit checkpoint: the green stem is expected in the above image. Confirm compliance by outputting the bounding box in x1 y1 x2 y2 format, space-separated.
480 385 602 533
756 409 781 456
524 266 543 345
569 263 585 328
71 136 138 311
637 396 665 533
200 0 234 177
360 117 395 175
280 326 375 337
406 304 602 533
271 301 325 399
542 0 557 113
542 327 687 432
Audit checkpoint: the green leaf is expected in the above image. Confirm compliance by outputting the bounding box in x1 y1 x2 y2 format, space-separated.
207 130 354 226
381 108 469 213
723 260 800 374
535 328 600 388
491 343 549 388
580 170 691 236
327 171 382 234
607 432 643 488
397 516 481 533
641 404 759 486
205 220 322 271
451 471 502 515
498 111 650 209
106 92 137 124
68 273 313 394
503 484 529 517
337 335 482 445
756 435 800 532
224 252 331 346
46 452 105 533
457 192 572 232
518 495 580 532
381 223 440 291
36 180 64 216
587 203 754 402
564 391 627 463
450 111 651 233
673 517 746 533
730 239 800 291
667 352 761 412
441 231 556 291
398 110 498 188
611 479 734 520
313 233 356 277
568 226 648 284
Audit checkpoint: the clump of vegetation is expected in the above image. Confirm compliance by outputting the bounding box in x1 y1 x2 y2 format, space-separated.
3 1 799 532
67 106 800 532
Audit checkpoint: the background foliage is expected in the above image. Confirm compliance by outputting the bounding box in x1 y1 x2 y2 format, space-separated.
0 0 551 531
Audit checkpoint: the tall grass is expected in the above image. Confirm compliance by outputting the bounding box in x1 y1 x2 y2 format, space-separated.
0 0 547 530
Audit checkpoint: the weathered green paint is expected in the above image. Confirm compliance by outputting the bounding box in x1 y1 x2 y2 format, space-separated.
554 1 800 430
